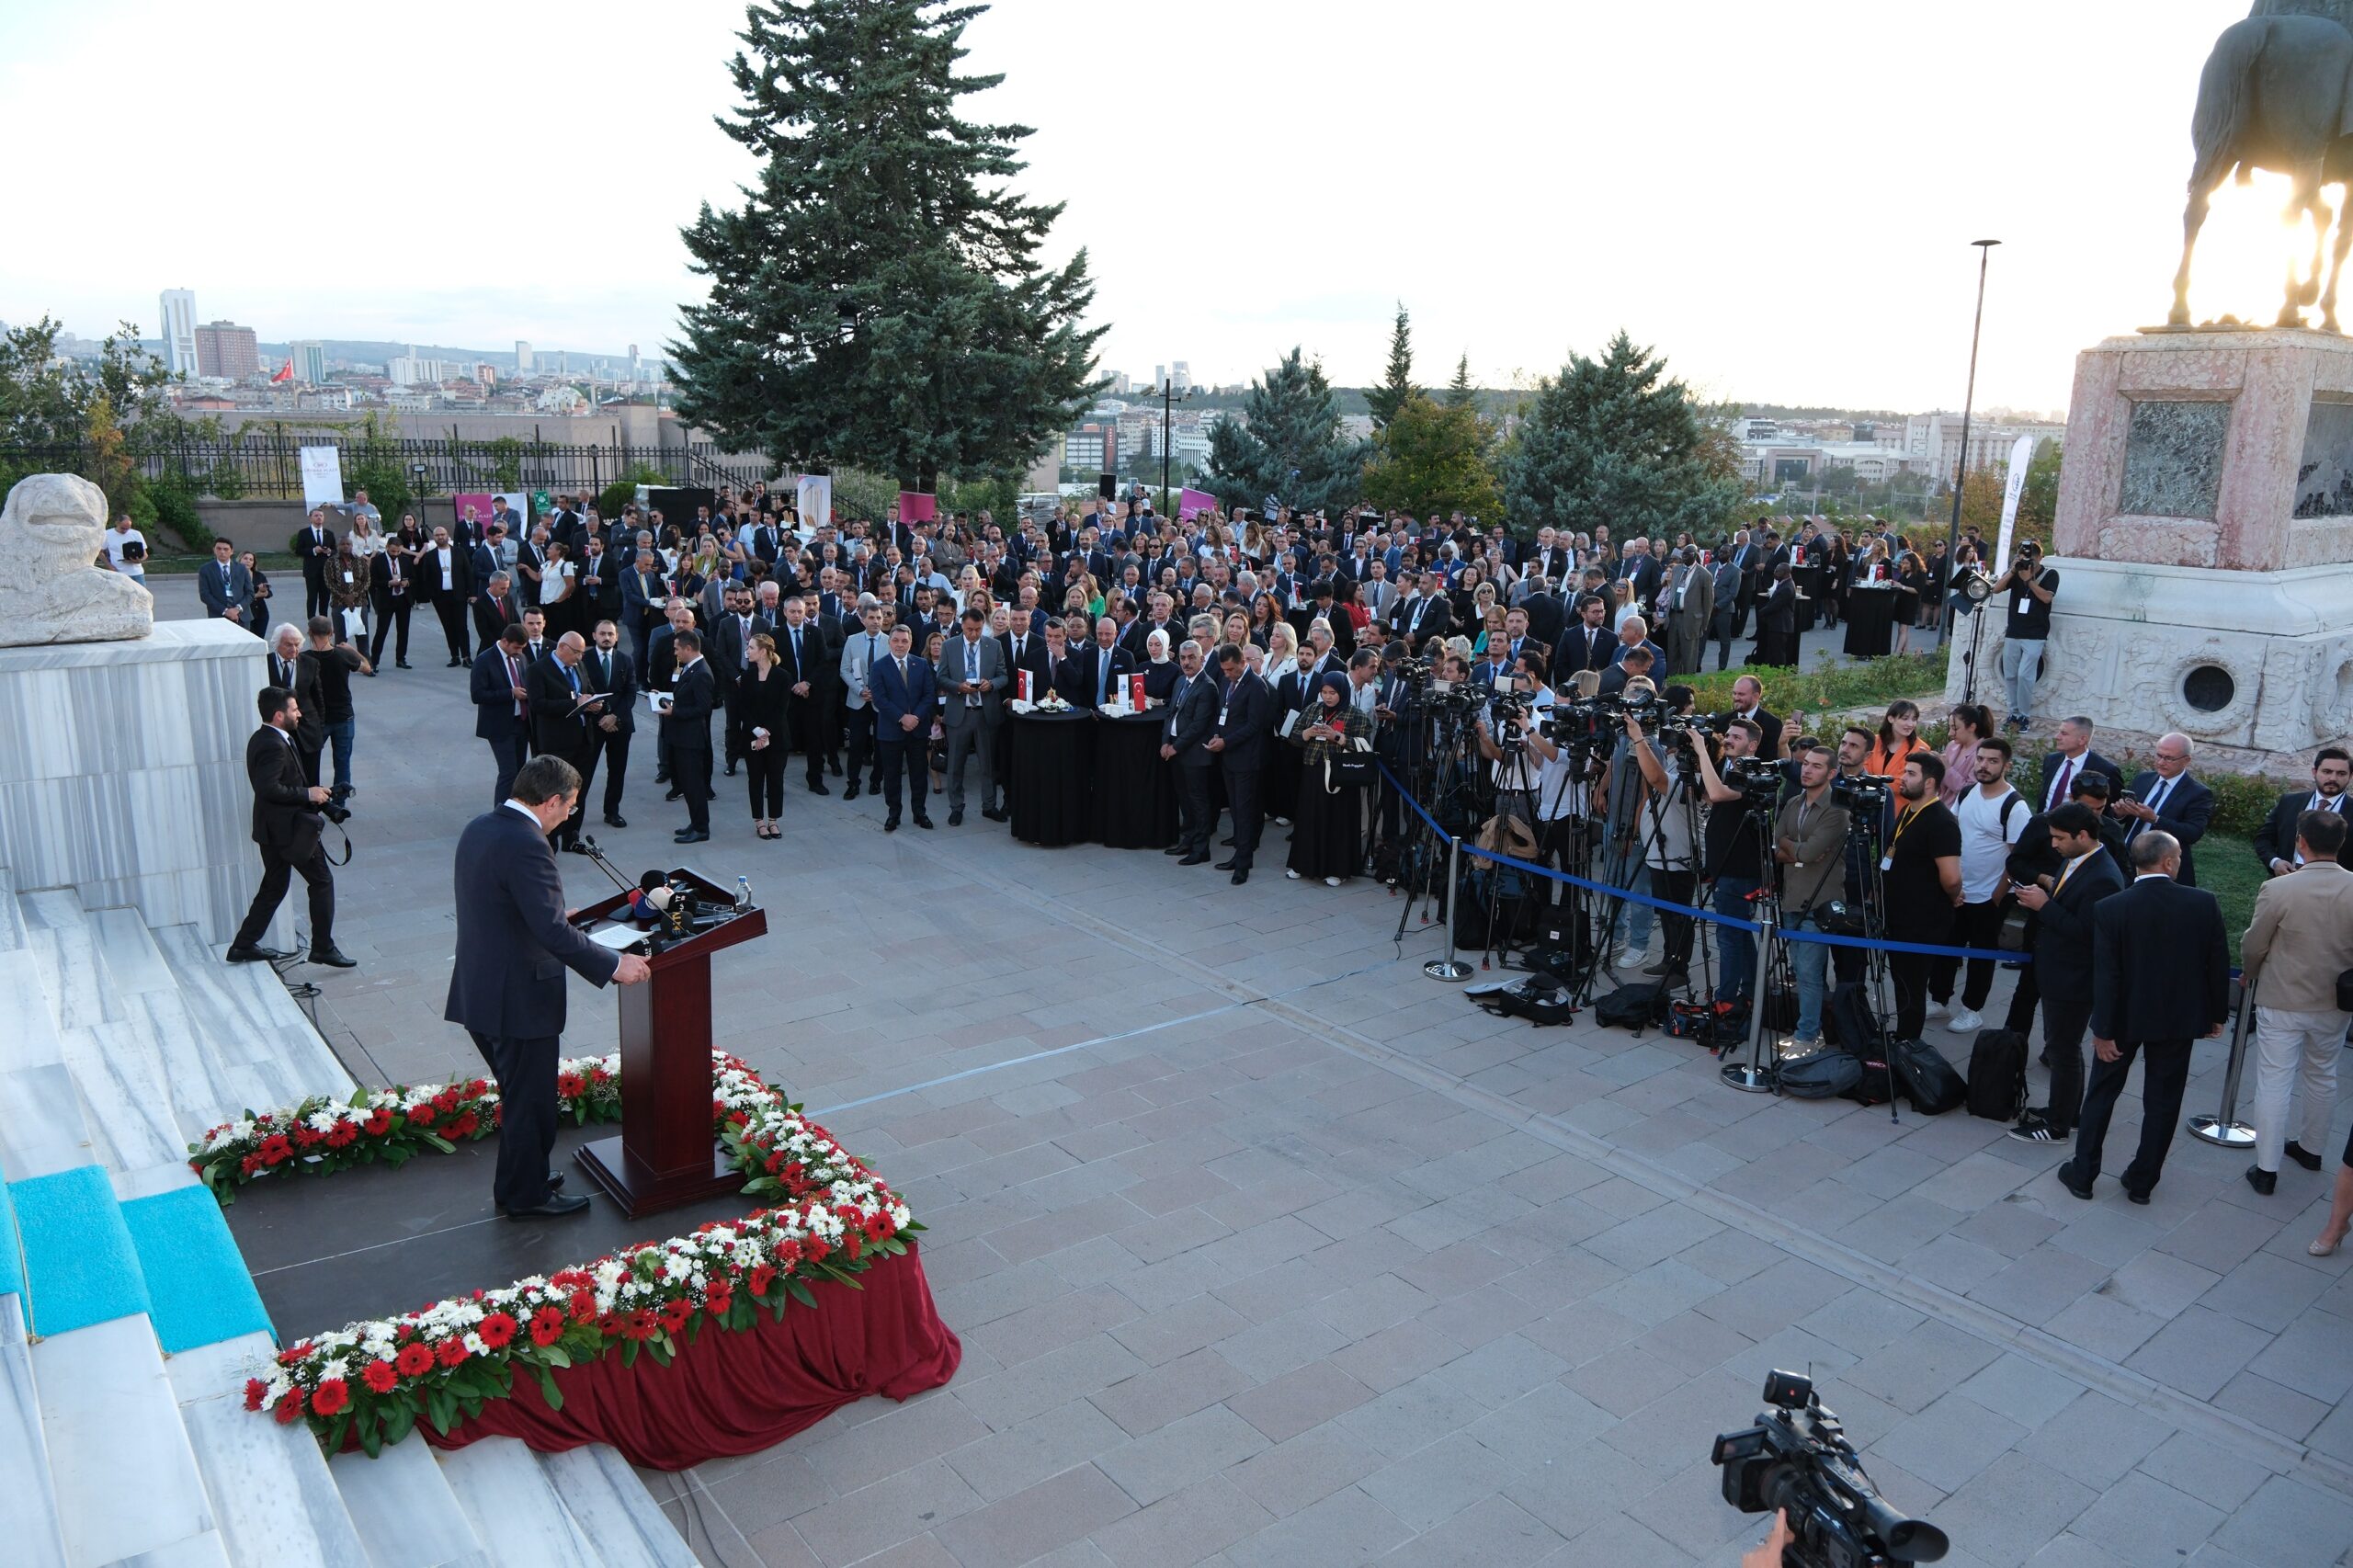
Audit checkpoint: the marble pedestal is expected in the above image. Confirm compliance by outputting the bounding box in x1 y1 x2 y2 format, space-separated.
0 619 276 946
1958 329 2353 761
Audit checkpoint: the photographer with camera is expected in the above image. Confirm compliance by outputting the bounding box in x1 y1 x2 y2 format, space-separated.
1621 688 1702 988
226 685 354 970
1775 746 1854 1050
1991 540 2057 733
1697 717 1773 1011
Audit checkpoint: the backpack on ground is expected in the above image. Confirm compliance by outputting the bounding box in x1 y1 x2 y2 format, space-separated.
1890 1037 1969 1115
1842 1051 1893 1107
1779 1050 1862 1100
1829 981 1884 1058
1467 971 1577 1028
1593 982 1669 1035
1964 1028 2030 1120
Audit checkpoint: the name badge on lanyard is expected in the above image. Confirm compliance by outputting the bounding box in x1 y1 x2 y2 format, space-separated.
1881 854 1893 871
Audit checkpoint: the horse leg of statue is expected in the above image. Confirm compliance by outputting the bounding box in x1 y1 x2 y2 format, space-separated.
2321 198 2353 333
2279 161 2325 326
2172 177 2212 327
2298 183 2330 307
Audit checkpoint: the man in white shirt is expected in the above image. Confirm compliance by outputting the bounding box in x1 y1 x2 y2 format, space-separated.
1933 734 2028 1033
104 514 149 584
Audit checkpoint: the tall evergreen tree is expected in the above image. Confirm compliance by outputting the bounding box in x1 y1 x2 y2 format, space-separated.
672 1 1105 492
1443 353 1475 409
1365 303 1415 430
1499 332 1744 540
1203 347 1369 514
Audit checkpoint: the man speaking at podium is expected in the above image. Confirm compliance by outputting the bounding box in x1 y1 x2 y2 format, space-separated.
447 755 651 1219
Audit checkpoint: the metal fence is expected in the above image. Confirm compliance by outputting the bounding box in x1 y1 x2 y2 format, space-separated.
0 434 779 502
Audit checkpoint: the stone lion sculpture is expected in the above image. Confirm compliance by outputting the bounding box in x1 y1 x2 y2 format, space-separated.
0 473 154 646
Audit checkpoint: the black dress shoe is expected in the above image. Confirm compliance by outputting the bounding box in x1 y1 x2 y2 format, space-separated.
884 818 901 832
665 789 683 801
2057 1166 2095 1201
2126 1189 2151 1206
1178 852 1209 866
1231 868 1249 885
809 780 831 797
949 810 964 826
675 829 710 844
605 814 627 828
545 1172 565 1191
2287 1141 2326 1172
1164 845 1188 856
1214 858 1238 870
307 948 358 969
845 783 860 801
983 807 1006 822
1222 836 1237 847
867 777 882 792
224 945 290 964
396 660 412 669
562 840 588 854
914 815 935 829
828 757 843 775
505 1192 591 1221
2246 1165 2278 1196
724 764 738 777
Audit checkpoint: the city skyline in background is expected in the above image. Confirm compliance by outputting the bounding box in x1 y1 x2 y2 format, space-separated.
0 0 2296 415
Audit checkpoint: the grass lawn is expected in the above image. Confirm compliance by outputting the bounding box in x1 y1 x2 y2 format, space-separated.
2200 832 2268 965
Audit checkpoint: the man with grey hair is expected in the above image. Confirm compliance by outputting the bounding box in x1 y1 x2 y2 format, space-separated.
2116 732 2216 886
268 622 327 786
472 570 520 653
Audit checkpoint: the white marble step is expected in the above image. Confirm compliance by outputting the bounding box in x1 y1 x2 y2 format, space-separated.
0 1064 102 1181
0 949 66 1074
437 1437 599 1568
0 869 28 950
130 990 276 1151
153 926 352 1096
0 1295 69 1568
57 1020 184 1177
327 1439 491 1568
29 1313 215 1567
19 889 120 1034
168 1334 371 1568
90 905 181 997
535 1446 698 1568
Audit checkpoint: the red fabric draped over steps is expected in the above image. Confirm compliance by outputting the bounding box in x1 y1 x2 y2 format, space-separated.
362 1244 960 1471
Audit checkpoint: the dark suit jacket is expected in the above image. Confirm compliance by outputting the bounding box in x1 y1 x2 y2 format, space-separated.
416 544 471 600
664 658 716 752
2036 748 2125 814
1557 620 1613 676
472 591 522 648
1391 594 1452 646
1520 591 1567 649
1757 580 1798 635
707 613 757 689
443 804 620 1039
2252 789 2346 870
583 645 636 735
199 559 254 619
263 650 324 756
771 621 827 695
2089 875 2232 1043
1066 643 1138 709
296 523 337 582
471 646 529 741
526 653 597 757
2031 848 2127 1005
245 727 318 858
2120 770 2216 888
1163 669 1219 767
1214 672 1273 768
999 631 1057 700
870 651 936 736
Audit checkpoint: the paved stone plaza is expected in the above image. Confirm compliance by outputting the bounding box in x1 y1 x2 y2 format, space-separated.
160 580 2353 1567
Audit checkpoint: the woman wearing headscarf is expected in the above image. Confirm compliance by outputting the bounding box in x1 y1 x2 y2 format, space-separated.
1286 671 1373 885
1142 628 1179 704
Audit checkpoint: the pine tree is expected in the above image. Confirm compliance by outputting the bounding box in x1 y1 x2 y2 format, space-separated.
671 1 1105 493
1365 303 1415 430
1443 353 1474 410
1202 347 1369 514
1499 332 1744 539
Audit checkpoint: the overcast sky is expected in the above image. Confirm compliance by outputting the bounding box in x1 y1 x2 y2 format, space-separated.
0 0 2297 412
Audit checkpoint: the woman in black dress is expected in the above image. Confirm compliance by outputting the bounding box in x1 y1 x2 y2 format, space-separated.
1285 672 1373 885
737 632 792 838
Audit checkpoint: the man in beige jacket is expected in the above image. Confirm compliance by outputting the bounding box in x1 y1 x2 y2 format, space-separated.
2241 809 2353 1195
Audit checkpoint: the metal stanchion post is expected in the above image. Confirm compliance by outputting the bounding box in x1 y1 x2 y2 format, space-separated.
1424 835 1472 982
1722 903 1778 1093
2190 977 2256 1149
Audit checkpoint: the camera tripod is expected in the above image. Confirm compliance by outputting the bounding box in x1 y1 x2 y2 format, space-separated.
1718 792 1793 1092
1574 734 1711 1009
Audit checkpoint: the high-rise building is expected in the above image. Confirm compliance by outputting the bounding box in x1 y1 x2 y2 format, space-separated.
388 353 449 387
1108 369 1131 395
475 363 497 386
515 340 533 372
158 289 198 378
1171 361 1192 394
193 320 259 380
1153 364 1166 392
290 341 326 384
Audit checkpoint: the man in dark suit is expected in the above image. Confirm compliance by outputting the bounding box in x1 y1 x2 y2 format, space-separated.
525 632 605 851
2115 733 2215 887
706 584 757 778
1391 571 1453 649
620 549 667 669
1752 563 1799 666
1000 615 1057 701
2253 746 2351 876
445 756 649 1218
471 628 532 805
2006 802 2129 1142
266 623 327 787
2036 717 2126 815
2059 830 2232 1204
472 574 521 653
198 540 255 631
1708 554 1745 671
1067 617 1138 710
663 629 716 842
771 597 832 795
1161 640 1219 864
227 685 352 968
1726 676 1783 761
582 619 635 829
1210 643 1271 884
416 525 473 665
1557 597 1613 677
296 507 337 619
1519 585 1567 650
869 623 936 831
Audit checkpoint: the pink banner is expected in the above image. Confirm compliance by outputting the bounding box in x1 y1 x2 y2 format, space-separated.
1179 488 1219 521
897 492 938 523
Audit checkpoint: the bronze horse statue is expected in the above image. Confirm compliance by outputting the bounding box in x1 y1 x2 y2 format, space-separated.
2173 2 2353 330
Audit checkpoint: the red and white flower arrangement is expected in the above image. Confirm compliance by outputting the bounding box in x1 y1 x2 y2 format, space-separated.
242 1054 919 1455
188 1054 622 1200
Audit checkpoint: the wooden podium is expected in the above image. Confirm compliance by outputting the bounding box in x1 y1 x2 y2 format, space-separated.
572 870 767 1219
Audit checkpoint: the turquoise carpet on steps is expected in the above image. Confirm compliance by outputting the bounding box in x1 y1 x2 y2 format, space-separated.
9 1165 149 1336
122 1184 273 1353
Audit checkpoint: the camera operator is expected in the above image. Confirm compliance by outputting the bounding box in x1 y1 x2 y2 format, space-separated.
1473 653 1554 826
1775 746 1853 1049
226 685 355 970
1698 717 1769 1011
1621 688 1701 988
1991 540 2057 733
1884 754 1963 1040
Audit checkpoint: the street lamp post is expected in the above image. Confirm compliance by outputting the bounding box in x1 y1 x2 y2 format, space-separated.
1938 239 2000 650
1162 377 1174 511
